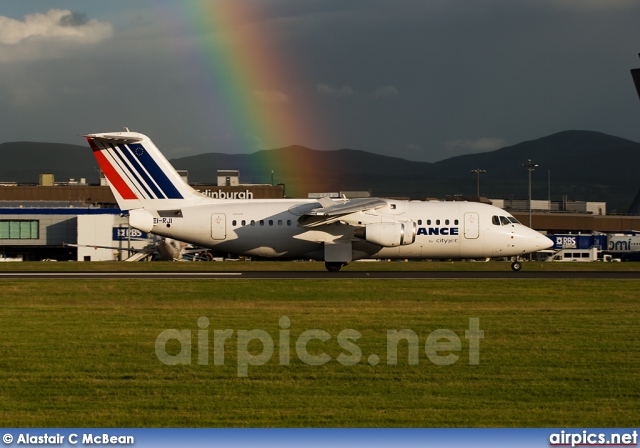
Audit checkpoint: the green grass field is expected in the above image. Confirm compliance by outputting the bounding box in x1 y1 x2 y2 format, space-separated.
1 265 639 427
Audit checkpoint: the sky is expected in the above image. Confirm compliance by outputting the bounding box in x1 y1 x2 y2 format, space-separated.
2 0 640 162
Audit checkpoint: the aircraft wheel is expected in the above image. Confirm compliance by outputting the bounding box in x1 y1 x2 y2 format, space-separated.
325 262 343 272
511 261 522 272
196 251 214 261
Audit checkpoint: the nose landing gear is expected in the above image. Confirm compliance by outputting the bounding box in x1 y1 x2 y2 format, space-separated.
511 257 522 272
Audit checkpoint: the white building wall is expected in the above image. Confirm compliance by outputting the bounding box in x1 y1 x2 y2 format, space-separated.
77 215 116 261
77 214 154 261
531 200 549 210
586 202 606 215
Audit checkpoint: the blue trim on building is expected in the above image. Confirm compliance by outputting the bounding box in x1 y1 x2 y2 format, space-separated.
0 208 121 215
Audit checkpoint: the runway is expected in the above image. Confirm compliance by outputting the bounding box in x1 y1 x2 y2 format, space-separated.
1 271 640 279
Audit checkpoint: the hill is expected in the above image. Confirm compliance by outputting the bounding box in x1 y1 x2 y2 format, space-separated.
171 145 437 197
168 131 640 209
429 131 640 210
434 131 637 180
0 130 638 211
0 142 98 183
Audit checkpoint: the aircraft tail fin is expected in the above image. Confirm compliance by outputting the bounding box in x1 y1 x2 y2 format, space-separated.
85 132 204 210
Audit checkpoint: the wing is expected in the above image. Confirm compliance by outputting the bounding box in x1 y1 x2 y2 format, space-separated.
63 243 147 253
298 197 388 228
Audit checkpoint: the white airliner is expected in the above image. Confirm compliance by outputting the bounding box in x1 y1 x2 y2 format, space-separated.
84 132 553 271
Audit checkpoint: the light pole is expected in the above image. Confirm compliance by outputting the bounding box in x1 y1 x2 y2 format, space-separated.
470 169 486 197
547 169 551 212
523 159 538 228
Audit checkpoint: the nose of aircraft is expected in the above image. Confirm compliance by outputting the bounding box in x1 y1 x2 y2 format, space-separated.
523 227 554 252
539 233 554 250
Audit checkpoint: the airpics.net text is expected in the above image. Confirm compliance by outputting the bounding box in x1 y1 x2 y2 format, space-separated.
156 317 484 377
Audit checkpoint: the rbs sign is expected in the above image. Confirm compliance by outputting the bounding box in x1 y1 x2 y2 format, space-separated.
113 227 149 241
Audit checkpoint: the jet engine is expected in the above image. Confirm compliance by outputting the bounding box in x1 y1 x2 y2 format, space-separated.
353 221 417 247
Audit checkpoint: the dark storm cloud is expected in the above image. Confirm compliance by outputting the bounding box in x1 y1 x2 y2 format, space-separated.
257 0 640 160
1 1 640 162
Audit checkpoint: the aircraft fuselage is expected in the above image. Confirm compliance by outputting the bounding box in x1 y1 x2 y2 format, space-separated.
144 199 548 261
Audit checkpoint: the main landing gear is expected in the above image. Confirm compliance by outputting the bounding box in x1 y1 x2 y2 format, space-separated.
325 262 346 272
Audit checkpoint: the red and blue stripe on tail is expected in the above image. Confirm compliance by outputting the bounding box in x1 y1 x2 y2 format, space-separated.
86 132 202 210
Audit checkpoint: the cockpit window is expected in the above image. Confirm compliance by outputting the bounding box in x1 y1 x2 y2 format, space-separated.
500 216 511 225
492 216 500 226
507 217 520 224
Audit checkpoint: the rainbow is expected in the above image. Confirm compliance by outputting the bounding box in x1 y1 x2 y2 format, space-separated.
169 1 322 159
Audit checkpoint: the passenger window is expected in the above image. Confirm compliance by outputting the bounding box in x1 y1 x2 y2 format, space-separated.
500 216 511 225
232 220 237 226
278 220 282 226
260 220 264 226
269 220 273 226
436 219 440 225
454 219 459 225
418 219 422 225
241 220 246 226
427 220 431 225
251 220 255 226
445 219 450 225
492 216 500 226
287 220 292 226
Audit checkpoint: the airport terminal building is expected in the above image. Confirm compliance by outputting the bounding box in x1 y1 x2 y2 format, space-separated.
0 202 152 261
0 173 285 261
3 175 640 261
